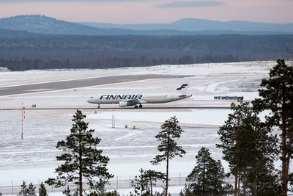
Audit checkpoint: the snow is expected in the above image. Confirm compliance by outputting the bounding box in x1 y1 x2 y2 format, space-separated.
0 61 275 88
0 61 280 109
0 61 292 195
88 109 230 126
0 109 223 185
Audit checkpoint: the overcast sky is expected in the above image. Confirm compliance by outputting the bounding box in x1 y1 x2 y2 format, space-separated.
0 0 292 23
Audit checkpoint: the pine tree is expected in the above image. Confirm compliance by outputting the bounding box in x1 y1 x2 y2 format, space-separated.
19 181 28 196
179 190 184 196
151 116 186 196
64 185 71 196
185 147 228 196
38 183 47 196
253 59 293 196
217 102 280 195
27 183 36 196
46 110 113 196
143 170 166 196
131 169 149 196
131 168 166 196
19 182 36 196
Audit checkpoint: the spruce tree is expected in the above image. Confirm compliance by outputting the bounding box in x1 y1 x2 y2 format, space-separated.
217 102 280 195
46 110 113 196
236 118 280 195
253 59 293 196
217 102 250 195
185 147 228 195
38 183 47 196
151 116 186 196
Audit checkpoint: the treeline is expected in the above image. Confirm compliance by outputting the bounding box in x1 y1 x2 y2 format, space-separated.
0 35 293 70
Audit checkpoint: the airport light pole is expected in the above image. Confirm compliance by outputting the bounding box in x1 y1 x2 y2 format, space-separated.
112 114 115 128
21 107 25 140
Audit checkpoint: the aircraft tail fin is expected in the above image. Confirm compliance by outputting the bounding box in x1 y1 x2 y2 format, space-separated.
176 83 188 91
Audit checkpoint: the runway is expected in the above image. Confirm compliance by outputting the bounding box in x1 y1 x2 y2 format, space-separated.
0 106 231 111
0 74 188 96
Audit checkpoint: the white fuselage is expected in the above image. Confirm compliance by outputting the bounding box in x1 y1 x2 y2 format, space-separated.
88 94 143 104
87 94 192 106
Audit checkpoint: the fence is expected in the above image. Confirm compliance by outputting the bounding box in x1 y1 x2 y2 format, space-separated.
0 177 186 195
2 178 292 196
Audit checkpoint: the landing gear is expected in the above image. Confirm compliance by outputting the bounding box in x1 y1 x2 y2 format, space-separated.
134 104 143 109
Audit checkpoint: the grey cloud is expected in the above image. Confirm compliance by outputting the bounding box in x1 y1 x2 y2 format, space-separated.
158 0 223 8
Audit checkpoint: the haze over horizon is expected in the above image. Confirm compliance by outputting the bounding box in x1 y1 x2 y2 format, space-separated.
0 0 292 24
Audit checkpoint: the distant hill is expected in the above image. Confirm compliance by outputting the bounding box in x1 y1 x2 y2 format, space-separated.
1 15 293 36
84 18 293 35
0 28 33 38
0 15 292 71
0 28 49 40
0 15 195 36
0 15 139 36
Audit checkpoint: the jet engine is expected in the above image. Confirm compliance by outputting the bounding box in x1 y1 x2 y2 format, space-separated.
119 100 139 107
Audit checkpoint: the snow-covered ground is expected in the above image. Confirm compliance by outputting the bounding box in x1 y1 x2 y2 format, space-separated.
0 61 292 195
0 61 280 109
0 109 226 184
0 61 273 88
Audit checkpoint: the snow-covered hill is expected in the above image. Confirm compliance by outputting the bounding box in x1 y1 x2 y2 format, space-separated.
0 15 133 35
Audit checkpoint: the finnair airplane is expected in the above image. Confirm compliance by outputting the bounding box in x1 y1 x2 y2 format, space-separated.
87 84 192 108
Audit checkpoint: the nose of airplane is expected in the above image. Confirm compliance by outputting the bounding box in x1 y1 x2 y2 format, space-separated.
87 97 96 104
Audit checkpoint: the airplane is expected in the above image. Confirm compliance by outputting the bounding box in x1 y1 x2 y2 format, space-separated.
87 84 192 108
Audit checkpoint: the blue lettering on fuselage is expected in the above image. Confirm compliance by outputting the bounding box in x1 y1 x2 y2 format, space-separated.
99 94 143 101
